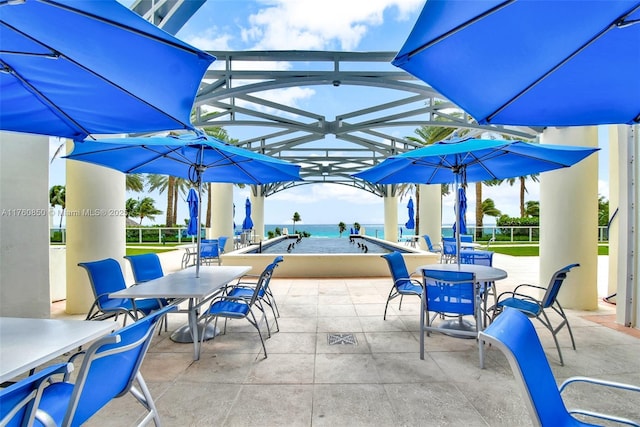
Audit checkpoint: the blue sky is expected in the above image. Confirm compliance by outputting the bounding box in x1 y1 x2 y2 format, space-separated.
49 0 609 227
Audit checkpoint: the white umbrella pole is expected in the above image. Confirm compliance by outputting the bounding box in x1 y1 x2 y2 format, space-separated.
196 176 202 278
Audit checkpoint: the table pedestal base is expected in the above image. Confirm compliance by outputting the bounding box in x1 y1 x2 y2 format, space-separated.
439 317 477 339
170 323 219 343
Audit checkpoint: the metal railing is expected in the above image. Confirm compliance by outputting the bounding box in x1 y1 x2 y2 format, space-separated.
50 226 610 245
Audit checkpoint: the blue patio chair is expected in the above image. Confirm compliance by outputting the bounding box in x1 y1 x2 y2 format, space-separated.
480 307 640 426
460 234 474 243
422 235 442 256
491 263 579 365
33 305 174 427
200 239 221 265
124 253 164 283
217 236 229 254
380 252 423 320
79 258 165 326
460 249 495 327
199 268 271 358
441 237 457 263
0 363 71 427
124 253 170 331
420 269 484 367
225 256 284 334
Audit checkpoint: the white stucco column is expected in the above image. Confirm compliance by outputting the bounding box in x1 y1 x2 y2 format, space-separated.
608 127 620 299
250 187 265 241
66 141 126 314
611 125 638 328
209 183 234 251
0 132 50 318
384 186 398 243
417 184 442 250
540 127 599 310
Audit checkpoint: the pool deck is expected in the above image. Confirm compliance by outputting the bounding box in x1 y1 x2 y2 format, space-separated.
51 252 639 426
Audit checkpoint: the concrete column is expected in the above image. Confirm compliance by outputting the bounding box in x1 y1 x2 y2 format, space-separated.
417 184 442 250
0 132 50 318
611 125 638 328
250 187 265 241
383 186 398 242
607 126 620 298
209 183 234 251
540 127 599 310
66 141 126 314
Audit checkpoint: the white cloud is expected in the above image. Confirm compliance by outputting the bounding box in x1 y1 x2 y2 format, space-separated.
184 29 233 50
242 0 424 50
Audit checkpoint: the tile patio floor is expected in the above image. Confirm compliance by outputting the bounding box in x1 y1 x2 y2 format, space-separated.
52 254 639 426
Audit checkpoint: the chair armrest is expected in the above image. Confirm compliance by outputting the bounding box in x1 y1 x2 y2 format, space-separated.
394 278 423 288
512 283 547 293
495 291 542 305
560 376 640 426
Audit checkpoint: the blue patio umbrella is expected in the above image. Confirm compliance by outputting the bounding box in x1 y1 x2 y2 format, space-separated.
65 132 302 276
186 188 199 237
405 197 415 230
392 0 640 127
0 0 215 140
353 137 599 263
242 198 254 230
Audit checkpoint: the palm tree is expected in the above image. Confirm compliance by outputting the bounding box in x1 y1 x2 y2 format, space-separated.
200 126 241 228
503 175 540 217
125 198 139 223
49 185 65 228
292 212 301 233
405 125 458 232
147 174 190 226
338 221 346 237
126 174 145 192
136 197 162 225
481 198 502 219
525 200 539 217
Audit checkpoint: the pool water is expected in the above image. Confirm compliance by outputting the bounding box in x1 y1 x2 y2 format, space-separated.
256 237 394 254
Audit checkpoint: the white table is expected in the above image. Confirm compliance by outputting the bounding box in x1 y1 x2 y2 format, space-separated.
0 318 115 383
110 265 250 360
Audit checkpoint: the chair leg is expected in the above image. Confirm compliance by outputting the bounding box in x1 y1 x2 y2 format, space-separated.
129 372 161 427
383 287 395 320
247 310 267 358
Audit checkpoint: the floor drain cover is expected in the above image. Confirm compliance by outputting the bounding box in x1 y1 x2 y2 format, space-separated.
327 333 357 345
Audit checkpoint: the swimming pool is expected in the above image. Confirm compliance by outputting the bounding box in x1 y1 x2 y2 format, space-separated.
221 235 439 277
251 236 396 254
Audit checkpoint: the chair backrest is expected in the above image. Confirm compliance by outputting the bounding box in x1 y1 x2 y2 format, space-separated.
124 253 164 283
247 262 278 306
78 259 129 309
460 235 473 243
0 363 71 427
381 252 411 287
441 238 457 256
269 255 284 270
44 305 174 426
540 263 580 309
217 236 229 253
200 240 219 258
421 269 476 316
460 250 494 266
422 235 436 251
479 307 575 426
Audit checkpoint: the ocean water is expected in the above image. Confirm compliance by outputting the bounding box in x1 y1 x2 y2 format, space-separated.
263 224 388 239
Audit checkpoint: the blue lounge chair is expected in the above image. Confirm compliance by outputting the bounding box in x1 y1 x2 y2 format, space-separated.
480 307 640 426
33 305 174 426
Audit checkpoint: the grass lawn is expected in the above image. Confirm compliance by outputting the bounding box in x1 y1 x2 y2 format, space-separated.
126 247 178 256
490 245 609 256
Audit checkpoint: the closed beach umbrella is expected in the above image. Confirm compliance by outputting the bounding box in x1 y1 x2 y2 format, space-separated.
0 0 215 139
242 198 254 230
405 197 415 230
392 0 640 126
186 188 199 237
452 186 467 236
354 137 599 262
